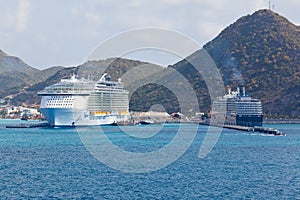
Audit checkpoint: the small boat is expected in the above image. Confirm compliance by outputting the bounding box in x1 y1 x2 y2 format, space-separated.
139 119 155 125
110 122 118 126
21 114 29 121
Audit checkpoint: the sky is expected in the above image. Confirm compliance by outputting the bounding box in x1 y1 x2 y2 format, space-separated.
0 0 299 70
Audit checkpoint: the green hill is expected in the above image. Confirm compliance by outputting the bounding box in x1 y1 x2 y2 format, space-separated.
9 58 158 106
205 9 299 116
0 49 63 91
170 9 300 117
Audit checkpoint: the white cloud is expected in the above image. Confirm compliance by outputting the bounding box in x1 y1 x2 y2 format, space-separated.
197 21 224 40
15 0 32 32
71 5 103 25
0 0 299 69
84 12 103 25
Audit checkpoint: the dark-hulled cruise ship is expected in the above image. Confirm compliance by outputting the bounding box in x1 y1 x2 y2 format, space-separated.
212 86 263 127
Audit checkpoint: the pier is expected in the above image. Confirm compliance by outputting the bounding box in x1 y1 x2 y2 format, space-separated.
5 122 50 128
199 122 286 136
4 120 286 136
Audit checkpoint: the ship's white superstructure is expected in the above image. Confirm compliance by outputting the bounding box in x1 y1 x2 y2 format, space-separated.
212 86 263 127
38 74 129 126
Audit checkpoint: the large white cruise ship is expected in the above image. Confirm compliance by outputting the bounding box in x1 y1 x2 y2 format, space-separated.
38 73 129 126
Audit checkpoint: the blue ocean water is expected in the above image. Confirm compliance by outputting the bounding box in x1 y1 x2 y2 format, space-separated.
0 119 299 199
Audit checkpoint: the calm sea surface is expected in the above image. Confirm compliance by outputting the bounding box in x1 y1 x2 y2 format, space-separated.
0 119 299 199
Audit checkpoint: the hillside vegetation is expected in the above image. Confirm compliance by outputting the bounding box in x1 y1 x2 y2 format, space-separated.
171 9 300 116
125 10 299 116
204 9 299 116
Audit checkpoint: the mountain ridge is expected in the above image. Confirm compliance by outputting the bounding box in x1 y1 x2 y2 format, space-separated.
134 9 299 116
203 9 300 116
6 58 159 107
0 49 65 91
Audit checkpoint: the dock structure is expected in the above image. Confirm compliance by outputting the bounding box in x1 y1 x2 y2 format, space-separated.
5 122 49 128
223 125 254 132
199 122 286 136
4 120 286 136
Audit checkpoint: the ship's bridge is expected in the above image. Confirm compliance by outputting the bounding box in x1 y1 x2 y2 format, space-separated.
38 77 95 95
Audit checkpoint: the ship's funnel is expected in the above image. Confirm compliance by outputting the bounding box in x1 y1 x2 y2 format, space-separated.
238 86 246 97
99 73 107 82
226 86 231 94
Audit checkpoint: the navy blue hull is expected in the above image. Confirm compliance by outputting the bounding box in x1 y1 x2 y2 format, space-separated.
236 115 263 127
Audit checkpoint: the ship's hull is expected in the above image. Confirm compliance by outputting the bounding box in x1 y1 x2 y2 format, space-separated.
236 115 263 127
40 108 126 126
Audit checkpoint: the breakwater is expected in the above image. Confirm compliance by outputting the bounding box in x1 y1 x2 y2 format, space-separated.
5 122 49 128
5 120 286 136
199 122 286 136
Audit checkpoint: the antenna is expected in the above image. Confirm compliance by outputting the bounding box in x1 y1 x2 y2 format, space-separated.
268 0 272 10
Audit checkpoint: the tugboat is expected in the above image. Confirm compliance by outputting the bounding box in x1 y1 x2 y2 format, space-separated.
139 119 155 125
254 126 286 136
21 114 29 121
